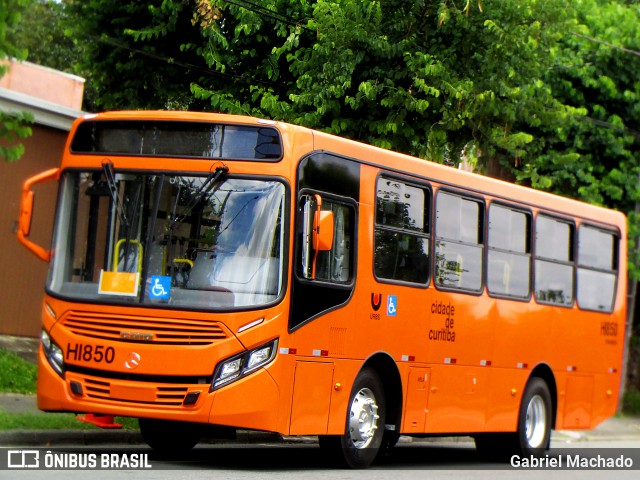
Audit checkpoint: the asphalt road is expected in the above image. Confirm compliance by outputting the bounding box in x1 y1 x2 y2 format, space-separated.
3 440 640 480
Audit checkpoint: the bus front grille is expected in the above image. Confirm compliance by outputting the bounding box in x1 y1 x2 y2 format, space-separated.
64 311 229 345
83 380 191 406
71 370 210 407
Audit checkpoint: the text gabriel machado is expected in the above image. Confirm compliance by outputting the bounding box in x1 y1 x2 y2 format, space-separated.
511 454 634 469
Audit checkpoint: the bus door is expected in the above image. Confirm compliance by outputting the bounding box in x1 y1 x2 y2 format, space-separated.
287 153 360 433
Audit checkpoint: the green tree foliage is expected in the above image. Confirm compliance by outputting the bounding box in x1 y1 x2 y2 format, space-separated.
13 0 640 275
515 0 640 275
64 0 213 110
6 0 78 74
0 0 32 162
65 0 572 169
193 0 575 168
189 0 640 277
518 0 640 208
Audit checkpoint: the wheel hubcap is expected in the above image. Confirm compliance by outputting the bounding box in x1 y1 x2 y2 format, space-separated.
525 394 547 448
348 387 380 449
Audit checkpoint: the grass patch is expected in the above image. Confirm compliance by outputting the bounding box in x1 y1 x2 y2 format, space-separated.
0 349 37 394
0 411 139 430
0 411 97 430
0 347 139 431
623 390 640 416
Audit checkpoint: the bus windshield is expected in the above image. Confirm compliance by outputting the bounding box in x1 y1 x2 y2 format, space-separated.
48 170 286 310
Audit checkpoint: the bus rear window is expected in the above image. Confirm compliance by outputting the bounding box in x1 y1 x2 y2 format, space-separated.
70 120 283 161
577 225 618 312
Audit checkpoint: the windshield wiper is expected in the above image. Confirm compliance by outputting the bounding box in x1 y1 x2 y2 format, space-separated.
170 163 229 229
102 160 129 228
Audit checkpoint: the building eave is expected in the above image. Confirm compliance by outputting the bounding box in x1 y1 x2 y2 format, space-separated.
0 87 85 132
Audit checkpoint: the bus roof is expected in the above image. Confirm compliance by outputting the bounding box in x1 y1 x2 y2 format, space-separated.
73 111 626 231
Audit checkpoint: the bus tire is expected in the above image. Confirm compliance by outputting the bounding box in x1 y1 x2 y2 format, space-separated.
517 377 552 456
319 368 386 468
475 378 551 461
138 418 201 455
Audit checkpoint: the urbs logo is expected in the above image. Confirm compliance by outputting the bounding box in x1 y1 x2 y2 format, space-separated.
371 293 382 311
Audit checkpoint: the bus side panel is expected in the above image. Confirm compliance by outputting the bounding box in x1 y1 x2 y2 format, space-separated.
589 372 620 429
423 291 493 434
326 359 364 435
484 367 529 432
424 365 488 433
560 372 619 430
402 367 431 433
289 361 334 435
562 374 594 429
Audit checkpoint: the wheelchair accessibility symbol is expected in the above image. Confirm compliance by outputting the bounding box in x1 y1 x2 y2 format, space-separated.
149 276 171 300
387 295 397 316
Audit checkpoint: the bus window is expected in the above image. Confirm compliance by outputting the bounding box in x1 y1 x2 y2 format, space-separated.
487 204 531 299
374 177 430 284
435 191 484 291
71 120 283 161
577 225 618 312
534 215 574 306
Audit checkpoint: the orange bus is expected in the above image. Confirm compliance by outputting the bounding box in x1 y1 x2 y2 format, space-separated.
17 111 627 468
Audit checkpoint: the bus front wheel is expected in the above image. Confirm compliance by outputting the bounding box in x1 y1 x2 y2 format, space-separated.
138 418 201 455
319 368 386 468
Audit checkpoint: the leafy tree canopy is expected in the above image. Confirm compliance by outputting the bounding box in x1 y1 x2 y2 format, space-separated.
10 1 640 276
0 0 32 162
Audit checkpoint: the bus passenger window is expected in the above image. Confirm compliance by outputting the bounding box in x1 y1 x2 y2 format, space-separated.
374 178 429 284
487 205 531 299
435 192 483 291
577 226 618 312
534 215 574 306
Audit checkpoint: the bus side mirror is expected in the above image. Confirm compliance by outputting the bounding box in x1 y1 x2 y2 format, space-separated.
16 168 59 262
301 193 335 279
19 190 34 237
313 208 334 252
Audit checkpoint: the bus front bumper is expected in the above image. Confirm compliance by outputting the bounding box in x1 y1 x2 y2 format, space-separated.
37 345 281 431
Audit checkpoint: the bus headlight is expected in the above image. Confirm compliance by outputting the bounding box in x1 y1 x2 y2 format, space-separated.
211 339 278 391
41 329 65 377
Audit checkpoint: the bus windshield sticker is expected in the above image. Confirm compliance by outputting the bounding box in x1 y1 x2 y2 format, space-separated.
387 295 398 316
148 276 171 301
98 270 140 297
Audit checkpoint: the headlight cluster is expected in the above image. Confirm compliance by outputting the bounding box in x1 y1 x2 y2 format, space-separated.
211 339 278 391
41 329 65 377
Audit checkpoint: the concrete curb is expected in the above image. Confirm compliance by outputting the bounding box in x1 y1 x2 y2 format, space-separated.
2 429 639 448
0 429 318 447
0 429 144 447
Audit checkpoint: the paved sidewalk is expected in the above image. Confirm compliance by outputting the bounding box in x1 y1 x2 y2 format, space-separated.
0 335 39 364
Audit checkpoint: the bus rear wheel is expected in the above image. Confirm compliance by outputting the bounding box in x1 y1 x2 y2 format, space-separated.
475 377 552 461
319 368 386 468
138 418 201 455
518 377 552 455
